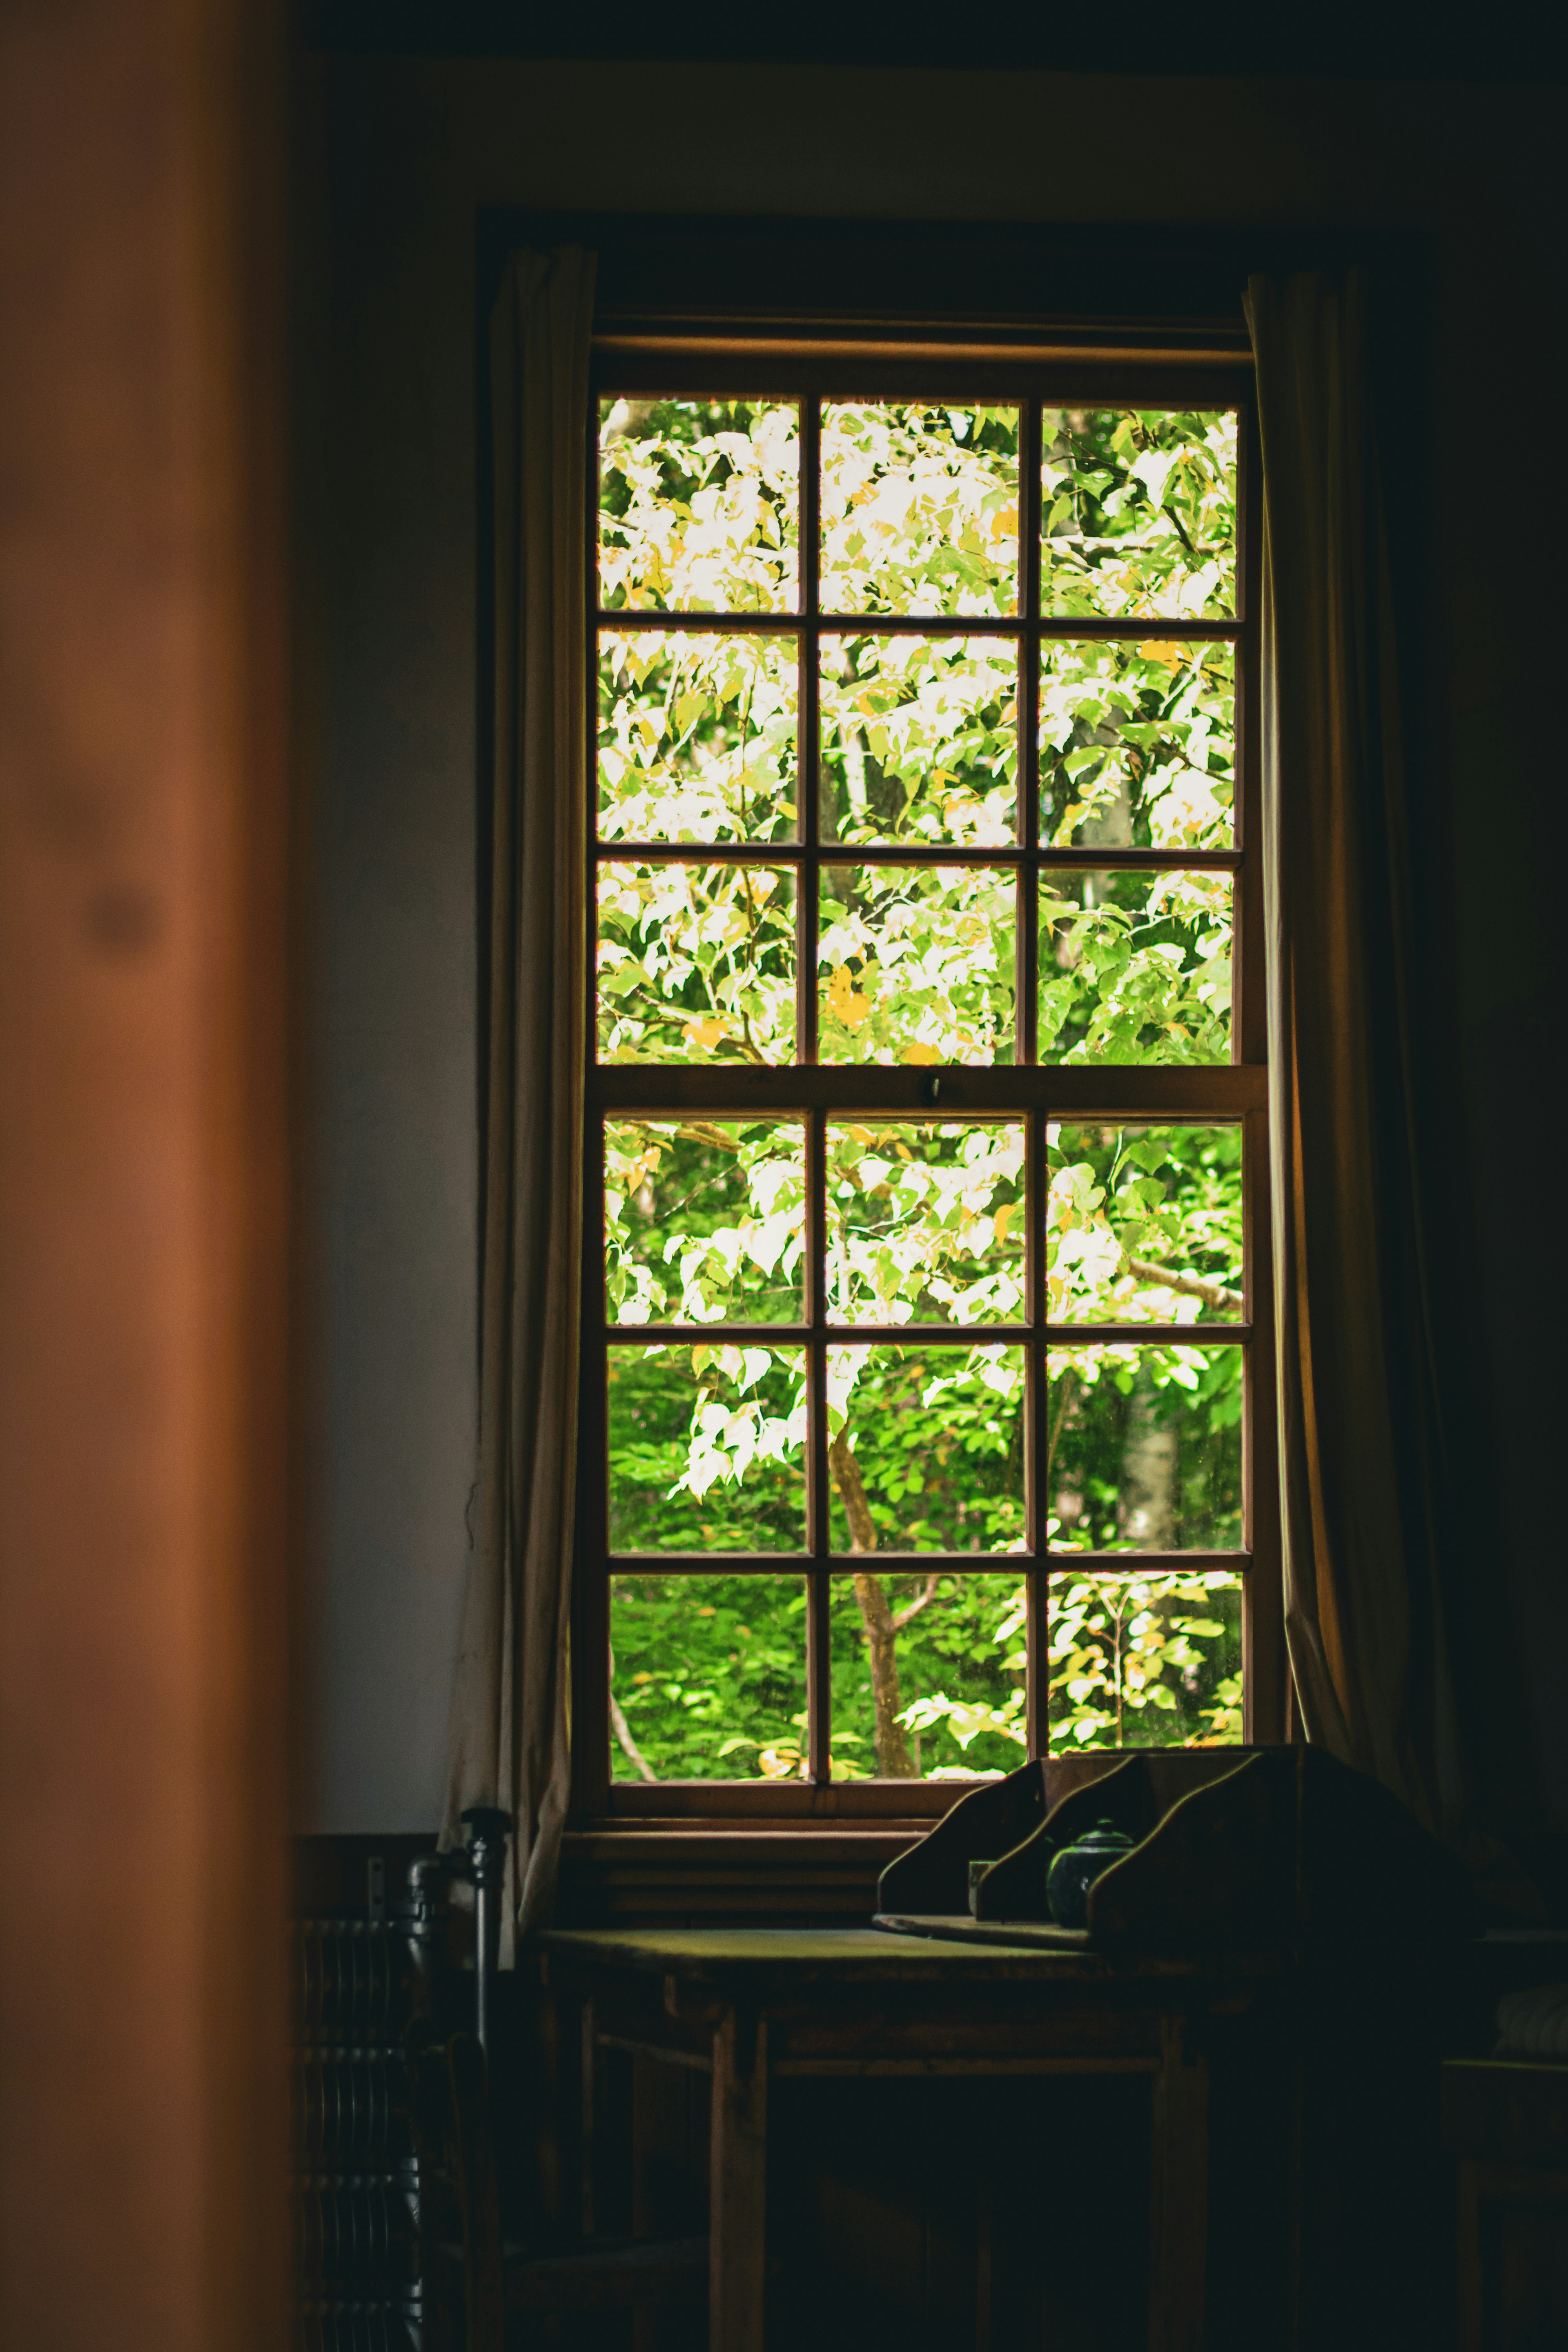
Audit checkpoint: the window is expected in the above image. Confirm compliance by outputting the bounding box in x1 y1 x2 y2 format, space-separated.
577 339 1279 1818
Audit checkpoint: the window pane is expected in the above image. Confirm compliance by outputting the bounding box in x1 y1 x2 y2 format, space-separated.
1047 1124 1243 1325
610 1575 808 1781
831 1572 1027 1781
606 1120 805 1325
597 860 796 1064
819 864 1015 1065
1047 1344 1242 1551
826 1121 1025 1325
820 402 1019 617
1040 641 1233 851
1048 1569 1242 1751
608 1343 806 1552
828 1343 1026 1554
599 396 799 614
1040 408 1237 620
820 634 1017 848
598 631 798 845
1040 868 1231 1065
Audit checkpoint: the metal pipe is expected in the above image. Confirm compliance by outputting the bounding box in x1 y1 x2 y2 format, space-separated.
460 1806 510 2057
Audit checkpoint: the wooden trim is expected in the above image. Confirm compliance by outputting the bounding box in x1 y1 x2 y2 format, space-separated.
606 1551 1247 1577
596 608 1243 641
603 1779 964 1818
596 837 1243 864
600 1322 1247 1345
594 354 1254 408
593 1064 1267 1115
595 326 1253 366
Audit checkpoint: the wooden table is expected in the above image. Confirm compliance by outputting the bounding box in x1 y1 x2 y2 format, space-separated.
537 1924 1281 2352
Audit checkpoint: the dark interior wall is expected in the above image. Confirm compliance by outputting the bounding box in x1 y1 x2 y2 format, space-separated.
294 54 1568 1833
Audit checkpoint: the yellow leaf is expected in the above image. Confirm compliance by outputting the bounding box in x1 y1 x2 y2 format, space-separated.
995 1203 1016 1245
1139 638 1184 671
684 1018 726 1049
901 1041 940 1065
827 964 872 1029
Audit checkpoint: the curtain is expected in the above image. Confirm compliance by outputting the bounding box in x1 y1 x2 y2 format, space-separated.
442 248 595 1957
1244 270 1468 1839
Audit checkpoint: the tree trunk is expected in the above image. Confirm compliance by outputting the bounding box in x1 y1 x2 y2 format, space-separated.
1120 1384 1176 1548
829 1430 918 1778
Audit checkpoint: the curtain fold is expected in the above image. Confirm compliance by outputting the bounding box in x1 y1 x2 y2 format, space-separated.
1245 270 1467 1838
442 247 595 1957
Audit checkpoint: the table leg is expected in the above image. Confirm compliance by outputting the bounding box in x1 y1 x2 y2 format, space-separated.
710 2006 768 2352
580 1996 599 2238
1149 2012 1208 2352
1455 2161 1483 2352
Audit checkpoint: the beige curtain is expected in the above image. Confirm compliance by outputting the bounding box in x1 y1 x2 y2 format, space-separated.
442 248 595 1955
1245 270 1467 1838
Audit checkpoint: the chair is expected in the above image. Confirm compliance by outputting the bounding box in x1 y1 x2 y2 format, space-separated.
411 2026 706 2352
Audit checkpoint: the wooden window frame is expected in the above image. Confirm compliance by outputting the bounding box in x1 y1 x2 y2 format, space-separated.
572 327 1281 1824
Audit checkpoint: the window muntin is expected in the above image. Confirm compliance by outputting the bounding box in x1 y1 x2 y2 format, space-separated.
584 379 1271 1809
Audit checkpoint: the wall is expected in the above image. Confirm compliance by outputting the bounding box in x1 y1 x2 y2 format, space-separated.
295 54 1568 1831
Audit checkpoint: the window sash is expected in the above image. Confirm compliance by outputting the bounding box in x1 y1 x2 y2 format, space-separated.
576 359 1278 1818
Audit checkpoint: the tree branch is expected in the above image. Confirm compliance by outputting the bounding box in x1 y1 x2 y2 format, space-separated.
610 1693 657 1783
891 1571 941 1631
828 1430 919 1777
1122 1251 1242 1314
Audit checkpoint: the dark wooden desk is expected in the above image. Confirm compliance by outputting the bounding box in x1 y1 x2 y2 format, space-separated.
537 1924 1282 2352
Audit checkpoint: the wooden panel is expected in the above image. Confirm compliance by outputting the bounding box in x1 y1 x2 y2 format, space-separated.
0 3 291 2348
558 1824 920 1928
775 2011 1162 2063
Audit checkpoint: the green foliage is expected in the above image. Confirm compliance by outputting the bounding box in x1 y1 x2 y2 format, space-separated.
599 397 798 612
820 864 1016 1066
606 1120 805 1324
1049 1346 1243 1552
1040 409 1235 619
1040 867 1232 1065
834 1574 1027 1780
607 1344 805 1554
611 1576 806 1780
596 399 1245 1781
1049 1572 1242 1749
599 630 797 845
1046 1122 1242 1324
828 1121 1024 1325
827 1345 1025 1554
597 860 797 1065
822 633 1017 849
820 403 1019 617
1040 639 1233 851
